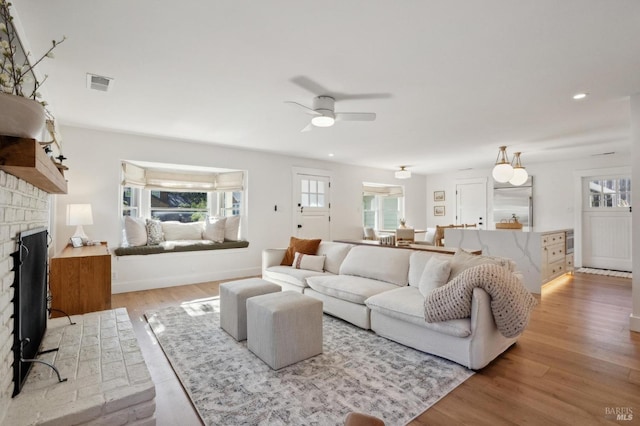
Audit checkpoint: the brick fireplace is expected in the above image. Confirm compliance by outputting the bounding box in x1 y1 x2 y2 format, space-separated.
0 170 155 425
0 170 50 419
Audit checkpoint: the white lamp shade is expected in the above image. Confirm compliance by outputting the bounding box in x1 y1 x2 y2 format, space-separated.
509 167 529 186
67 204 93 226
492 163 514 183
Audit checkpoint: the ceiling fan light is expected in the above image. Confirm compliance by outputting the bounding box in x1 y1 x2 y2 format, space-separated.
311 115 335 127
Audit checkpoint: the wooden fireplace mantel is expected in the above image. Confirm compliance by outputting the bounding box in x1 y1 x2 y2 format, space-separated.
0 135 68 194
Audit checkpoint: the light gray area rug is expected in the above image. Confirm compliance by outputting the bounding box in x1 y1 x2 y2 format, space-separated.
577 267 632 279
146 297 473 426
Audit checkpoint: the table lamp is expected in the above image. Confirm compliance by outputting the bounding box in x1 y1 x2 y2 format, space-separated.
67 204 93 240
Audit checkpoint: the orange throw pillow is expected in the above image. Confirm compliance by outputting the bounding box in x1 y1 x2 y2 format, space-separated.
280 237 322 266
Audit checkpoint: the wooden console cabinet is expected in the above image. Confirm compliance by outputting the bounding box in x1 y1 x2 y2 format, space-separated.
49 242 112 317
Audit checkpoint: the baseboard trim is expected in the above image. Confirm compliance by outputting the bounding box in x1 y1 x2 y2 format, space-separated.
630 313 640 333
112 267 261 294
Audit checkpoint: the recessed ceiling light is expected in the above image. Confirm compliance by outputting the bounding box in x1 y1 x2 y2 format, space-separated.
572 93 588 100
328 153 334 157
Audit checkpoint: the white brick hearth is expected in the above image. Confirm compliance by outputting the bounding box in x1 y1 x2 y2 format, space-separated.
3 308 155 425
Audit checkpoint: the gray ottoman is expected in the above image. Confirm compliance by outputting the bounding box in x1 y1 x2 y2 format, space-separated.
247 291 323 370
220 278 281 341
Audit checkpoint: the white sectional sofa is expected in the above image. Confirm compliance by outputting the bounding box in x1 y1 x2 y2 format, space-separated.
262 241 520 369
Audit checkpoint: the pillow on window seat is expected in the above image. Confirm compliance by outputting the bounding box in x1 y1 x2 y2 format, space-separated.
224 215 241 241
146 219 165 245
161 221 204 240
124 216 147 247
203 217 226 243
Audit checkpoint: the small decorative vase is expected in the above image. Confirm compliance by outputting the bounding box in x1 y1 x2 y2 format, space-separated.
0 94 46 139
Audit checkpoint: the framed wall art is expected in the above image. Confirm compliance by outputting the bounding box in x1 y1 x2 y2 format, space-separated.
434 191 445 202
434 205 445 216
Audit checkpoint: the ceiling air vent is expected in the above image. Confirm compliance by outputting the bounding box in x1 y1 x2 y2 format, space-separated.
86 73 114 92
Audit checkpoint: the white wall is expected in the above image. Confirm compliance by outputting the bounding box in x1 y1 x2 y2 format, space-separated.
53 125 427 293
631 93 640 333
425 154 631 232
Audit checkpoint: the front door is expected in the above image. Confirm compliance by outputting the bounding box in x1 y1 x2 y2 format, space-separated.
293 171 331 240
456 179 487 229
582 175 632 271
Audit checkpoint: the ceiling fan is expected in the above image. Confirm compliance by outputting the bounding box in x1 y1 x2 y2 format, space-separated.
285 96 377 132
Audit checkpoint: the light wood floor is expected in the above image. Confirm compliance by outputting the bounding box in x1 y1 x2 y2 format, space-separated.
112 273 640 426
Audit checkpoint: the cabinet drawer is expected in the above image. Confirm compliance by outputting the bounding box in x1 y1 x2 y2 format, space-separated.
566 254 574 270
548 259 565 278
542 232 565 247
545 243 565 263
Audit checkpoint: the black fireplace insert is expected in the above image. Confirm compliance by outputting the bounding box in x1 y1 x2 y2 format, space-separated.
11 227 49 396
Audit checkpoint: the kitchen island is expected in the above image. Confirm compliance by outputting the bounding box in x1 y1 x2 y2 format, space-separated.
445 228 573 294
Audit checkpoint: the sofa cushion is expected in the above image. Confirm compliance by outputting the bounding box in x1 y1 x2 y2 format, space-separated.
339 246 411 286
449 248 514 280
408 252 441 288
418 256 451 297
316 242 353 274
264 265 329 288
281 237 322 266
203 217 226 243
293 252 325 272
124 216 147 247
161 221 204 241
306 275 398 305
365 286 471 338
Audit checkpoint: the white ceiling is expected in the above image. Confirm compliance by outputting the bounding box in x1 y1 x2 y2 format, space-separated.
11 0 640 175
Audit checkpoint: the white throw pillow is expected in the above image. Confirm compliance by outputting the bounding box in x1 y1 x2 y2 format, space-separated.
161 221 204 241
224 215 241 241
293 252 326 272
418 256 451 297
203 217 226 243
124 216 147 247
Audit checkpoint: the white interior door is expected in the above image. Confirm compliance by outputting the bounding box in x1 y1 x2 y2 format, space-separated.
582 176 632 271
293 172 331 240
456 180 487 229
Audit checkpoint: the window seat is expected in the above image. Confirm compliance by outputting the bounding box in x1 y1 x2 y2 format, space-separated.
114 240 249 256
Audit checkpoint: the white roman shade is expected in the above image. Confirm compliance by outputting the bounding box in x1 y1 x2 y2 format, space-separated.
145 170 216 191
362 184 404 197
122 162 146 188
121 161 244 192
215 171 244 191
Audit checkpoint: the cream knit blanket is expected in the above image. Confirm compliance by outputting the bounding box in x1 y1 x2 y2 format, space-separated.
424 263 538 338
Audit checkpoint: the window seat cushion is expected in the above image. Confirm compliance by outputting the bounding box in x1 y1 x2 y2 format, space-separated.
114 239 249 256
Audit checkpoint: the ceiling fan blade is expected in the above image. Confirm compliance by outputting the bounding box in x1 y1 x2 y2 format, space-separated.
301 122 314 132
290 76 392 100
335 93 392 101
335 112 376 122
284 101 321 116
290 76 330 96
